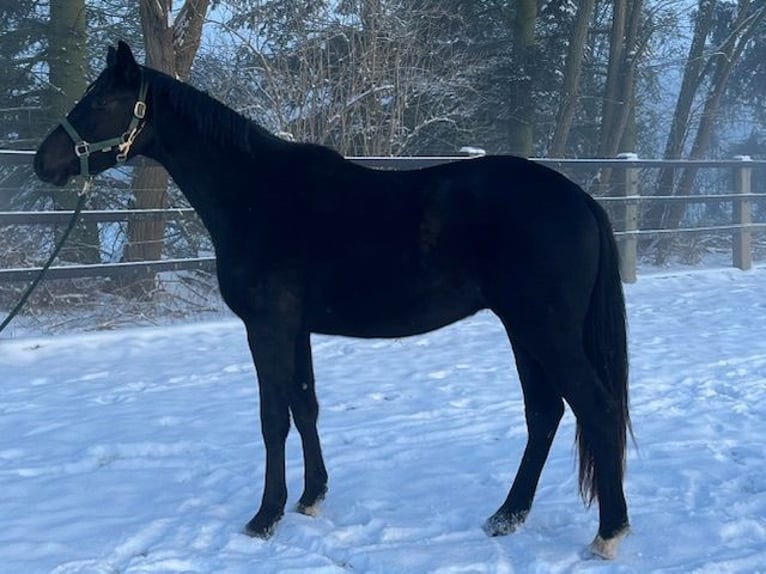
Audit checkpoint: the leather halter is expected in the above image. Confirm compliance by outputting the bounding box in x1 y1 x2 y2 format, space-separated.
59 72 148 177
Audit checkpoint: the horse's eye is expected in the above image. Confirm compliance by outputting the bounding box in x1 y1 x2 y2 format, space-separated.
92 97 109 110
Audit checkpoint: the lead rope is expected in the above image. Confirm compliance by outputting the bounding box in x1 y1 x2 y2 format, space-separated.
0 178 92 334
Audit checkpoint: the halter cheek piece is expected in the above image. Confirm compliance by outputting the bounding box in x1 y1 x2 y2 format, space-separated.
59 72 149 178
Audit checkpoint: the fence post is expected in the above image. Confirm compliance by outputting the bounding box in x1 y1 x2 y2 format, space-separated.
732 155 752 271
616 152 639 283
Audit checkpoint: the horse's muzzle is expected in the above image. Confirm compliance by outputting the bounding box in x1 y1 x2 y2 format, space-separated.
34 129 74 187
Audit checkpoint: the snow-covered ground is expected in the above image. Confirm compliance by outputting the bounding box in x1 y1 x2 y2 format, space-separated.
1 267 765 573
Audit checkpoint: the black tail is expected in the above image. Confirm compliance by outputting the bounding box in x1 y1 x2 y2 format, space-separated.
577 196 631 503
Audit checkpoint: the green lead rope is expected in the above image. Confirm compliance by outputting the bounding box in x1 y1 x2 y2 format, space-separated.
0 179 92 335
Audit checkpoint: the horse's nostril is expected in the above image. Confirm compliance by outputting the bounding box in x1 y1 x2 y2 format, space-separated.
32 146 67 185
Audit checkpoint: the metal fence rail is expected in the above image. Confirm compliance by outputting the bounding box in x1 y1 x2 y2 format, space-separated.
0 207 197 225
0 257 216 283
2 150 765 284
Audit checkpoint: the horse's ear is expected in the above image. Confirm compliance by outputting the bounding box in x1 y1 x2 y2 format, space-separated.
107 45 117 67
114 40 140 85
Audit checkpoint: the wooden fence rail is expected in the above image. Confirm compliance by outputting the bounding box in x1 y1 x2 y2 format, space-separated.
1 150 765 284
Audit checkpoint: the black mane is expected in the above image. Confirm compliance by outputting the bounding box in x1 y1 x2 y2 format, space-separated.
148 69 287 155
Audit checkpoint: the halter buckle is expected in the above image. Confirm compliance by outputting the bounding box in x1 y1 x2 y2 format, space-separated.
74 142 90 157
134 101 146 119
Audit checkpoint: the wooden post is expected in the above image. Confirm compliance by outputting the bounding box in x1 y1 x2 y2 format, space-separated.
617 152 639 282
732 155 752 271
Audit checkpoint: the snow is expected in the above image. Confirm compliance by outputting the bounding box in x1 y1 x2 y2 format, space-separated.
1 266 766 573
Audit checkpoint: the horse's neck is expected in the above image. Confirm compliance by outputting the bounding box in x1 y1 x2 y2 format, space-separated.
148 102 261 190
143 76 281 207
145 120 269 243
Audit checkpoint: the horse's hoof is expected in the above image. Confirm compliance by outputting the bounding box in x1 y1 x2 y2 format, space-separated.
587 526 630 560
296 501 321 517
243 523 274 539
243 511 282 539
296 486 327 517
482 510 526 537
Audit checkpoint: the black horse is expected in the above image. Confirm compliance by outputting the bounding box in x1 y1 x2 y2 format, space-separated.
34 42 631 559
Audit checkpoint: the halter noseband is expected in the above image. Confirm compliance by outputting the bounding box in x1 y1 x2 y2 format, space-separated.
59 72 149 177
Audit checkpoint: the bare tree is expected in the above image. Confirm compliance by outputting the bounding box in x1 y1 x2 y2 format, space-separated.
646 0 766 253
214 0 472 156
600 0 644 158
47 0 101 263
123 0 209 295
547 0 597 157
507 0 538 156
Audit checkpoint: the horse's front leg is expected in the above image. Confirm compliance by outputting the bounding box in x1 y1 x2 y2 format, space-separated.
290 331 328 515
243 321 294 538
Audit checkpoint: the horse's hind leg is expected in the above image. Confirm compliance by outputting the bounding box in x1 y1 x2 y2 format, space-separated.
547 352 630 558
486 299 629 557
522 336 629 558
484 333 564 536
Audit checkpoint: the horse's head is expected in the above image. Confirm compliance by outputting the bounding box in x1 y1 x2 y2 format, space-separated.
34 41 149 186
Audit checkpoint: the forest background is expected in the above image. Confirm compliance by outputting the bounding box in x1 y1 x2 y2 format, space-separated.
1 1 765 311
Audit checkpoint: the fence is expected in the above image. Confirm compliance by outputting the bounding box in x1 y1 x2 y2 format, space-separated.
1 150 765 285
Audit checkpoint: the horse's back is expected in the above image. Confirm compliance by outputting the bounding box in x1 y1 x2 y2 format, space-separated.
298 155 602 338
401 155 603 284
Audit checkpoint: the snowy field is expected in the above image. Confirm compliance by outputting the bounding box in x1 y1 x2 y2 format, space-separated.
1 266 765 573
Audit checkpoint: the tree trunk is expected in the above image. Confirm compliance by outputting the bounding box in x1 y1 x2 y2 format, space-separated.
650 0 766 263
658 3 766 234
643 0 716 233
608 0 643 157
595 0 644 194
173 0 210 77
123 0 209 297
507 0 538 156
48 0 100 263
547 0 596 157
598 0 626 159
